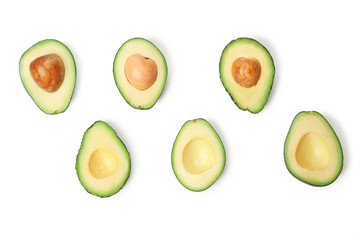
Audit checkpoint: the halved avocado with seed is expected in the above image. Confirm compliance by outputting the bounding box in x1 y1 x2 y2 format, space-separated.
76 121 131 197
172 118 226 191
284 111 343 186
219 38 275 113
113 38 167 109
19 39 76 114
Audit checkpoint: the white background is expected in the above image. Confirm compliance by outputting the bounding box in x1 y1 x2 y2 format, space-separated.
0 0 359 239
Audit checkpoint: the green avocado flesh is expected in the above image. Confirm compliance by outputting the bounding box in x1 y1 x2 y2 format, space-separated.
19 39 76 114
284 111 343 186
219 38 275 113
113 38 167 109
76 121 131 197
172 118 226 191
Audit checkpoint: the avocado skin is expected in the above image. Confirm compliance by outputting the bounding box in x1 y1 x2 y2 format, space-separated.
171 118 226 192
284 111 343 186
19 39 77 114
76 121 131 197
219 37 275 114
113 37 168 110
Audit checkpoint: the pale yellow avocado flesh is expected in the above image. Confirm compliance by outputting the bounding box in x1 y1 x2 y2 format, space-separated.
172 119 225 191
76 121 130 197
285 111 343 186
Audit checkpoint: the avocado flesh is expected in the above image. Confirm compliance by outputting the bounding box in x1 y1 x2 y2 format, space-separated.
219 38 275 113
19 39 76 114
172 118 225 191
284 111 343 186
76 121 131 197
113 38 167 109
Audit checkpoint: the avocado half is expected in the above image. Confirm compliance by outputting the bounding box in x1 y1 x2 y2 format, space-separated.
219 38 275 113
172 118 226 191
284 111 343 186
76 121 131 197
19 39 76 114
113 38 167 109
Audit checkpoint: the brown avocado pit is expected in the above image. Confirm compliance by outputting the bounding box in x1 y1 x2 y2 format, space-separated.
124 54 158 91
231 57 261 88
30 54 65 93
